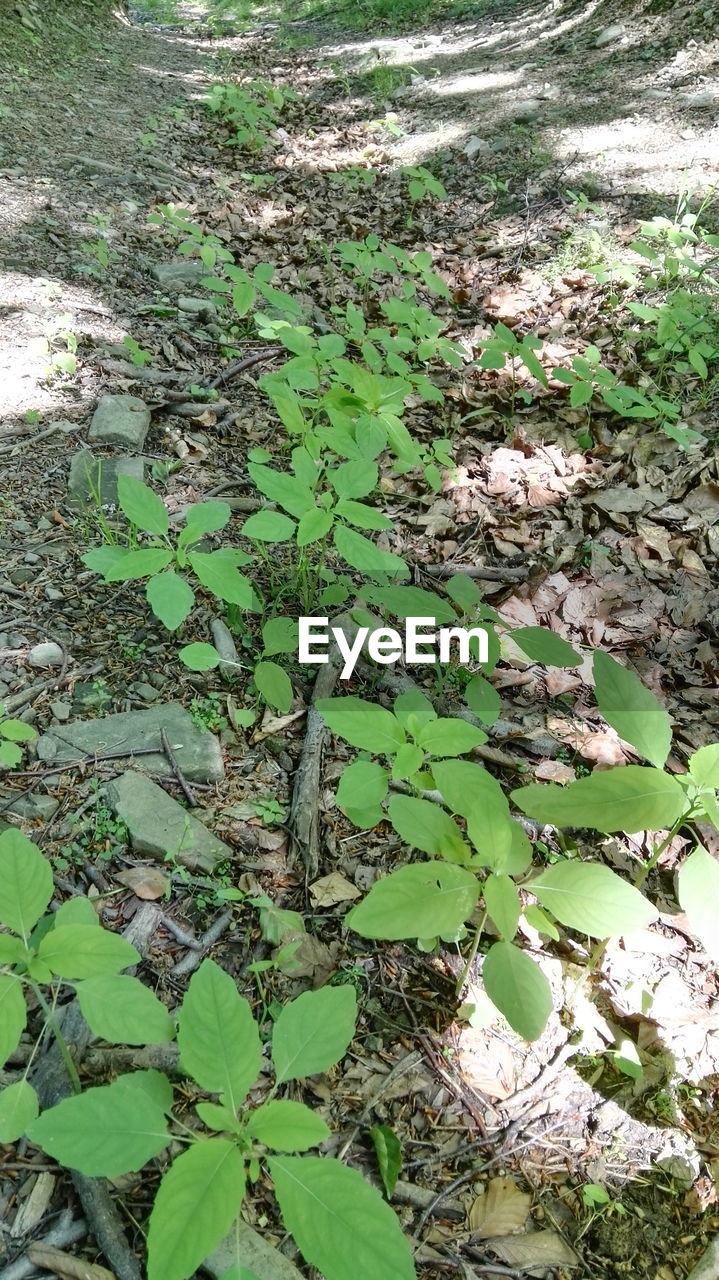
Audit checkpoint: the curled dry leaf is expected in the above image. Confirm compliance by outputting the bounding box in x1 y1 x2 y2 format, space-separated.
309 873 361 908
115 866 169 900
26 1245 116 1280
469 1176 531 1238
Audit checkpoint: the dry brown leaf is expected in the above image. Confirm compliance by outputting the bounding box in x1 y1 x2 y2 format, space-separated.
534 759 576 783
309 873 360 908
485 1229 579 1266
457 1029 516 1100
469 1177 531 1238
115 866 169 900
26 1245 115 1280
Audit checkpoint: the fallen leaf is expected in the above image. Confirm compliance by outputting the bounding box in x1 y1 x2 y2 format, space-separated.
534 760 576 783
486 1229 579 1266
309 873 361 908
27 1245 115 1280
469 1177 531 1238
115 866 169 900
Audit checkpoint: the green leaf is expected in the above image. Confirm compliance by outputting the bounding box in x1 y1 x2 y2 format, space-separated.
0 719 36 742
77 975 175 1045
0 829 53 939
179 642 222 671
466 793 515 872
416 718 487 757
391 744 425 781
387 795 469 863
254 660 293 713
482 941 553 1041
678 845 719 966
105 548 174 582
272 986 356 1084
247 464 315 518
317 697 406 755
177 960 261 1110
593 651 672 768
360 585 456 625
688 744 719 790
483 874 521 940
242 510 296 543
53 897 100 928
37 925 139 979
117 475 169 537
393 689 437 731
27 1076 170 1176
262 616 299 656
335 500 392 531
445 574 481 614
190 552 255 608
336 761 388 819
246 1100 329 1152
465 675 501 726
512 627 581 668
333 525 408 581
269 1156 416 1280
0 974 26 1068
0 1079 38 1142
530 862 657 938
523 904 559 940
196 1102 239 1133
370 1125 402 1199
512 766 686 834
147 571 195 631
346 862 479 941
233 280 256 317
297 507 334 547
332 460 378 499
431 760 508 822
180 501 232 544
147 1140 246 1280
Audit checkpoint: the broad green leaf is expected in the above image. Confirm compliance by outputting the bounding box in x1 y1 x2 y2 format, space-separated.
678 845 719 966
335 499 392 531
523 904 559 940
53 897 100 927
27 1076 170 1176
393 689 437 731
247 464 314 518
430 759 505 819
688 744 719 790
242 510 296 543
317 697 406 755
445 574 481 613
370 1125 402 1199
0 1079 38 1142
346 862 479 940
0 720 36 742
482 941 553 1042
77 975 175 1045
269 1156 415 1280
117 475 169 537
0 829 53 939
332 459 378 499
37 925 139 979
177 960 261 1110
512 627 581 668
0 935 24 963
387 795 469 863
262 616 298 657
233 280 256 317
512 766 685 834
246 1100 329 1152
465 674 501 726
272 985 357 1084
360 585 456 625
0 974 26 1068
196 1102 239 1133
297 506 334 547
593 651 672 768
333 525 409 580
254 660 293 713
115 1069 174 1113
190 552 255 608
336 760 388 818
391 744 425 781
466 793 515 872
505 822 533 876
82 545 130 577
105 548 173 582
179 642 222 671
147 1140 246 1280
417 718 487 757
147 571 195 631
180 501 232 544
530 862 657 938
483 874 521 940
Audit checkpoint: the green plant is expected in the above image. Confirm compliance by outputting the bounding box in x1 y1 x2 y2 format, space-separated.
401 166 447 224
316 644 719 1044
148 204 234 272
77 237 118 279
0 703 36 769
252 796 286 824
189 692 228 733
204 79 295 150
0 830 415 1280
123 336 154 367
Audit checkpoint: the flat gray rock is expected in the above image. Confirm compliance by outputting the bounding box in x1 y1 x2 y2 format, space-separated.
107 771 230 871
595 23 624 47
37 703 224 783
88 395 151 449
154 260 206 291
68 449 146 507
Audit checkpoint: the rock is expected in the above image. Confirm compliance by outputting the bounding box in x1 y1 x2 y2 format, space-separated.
106 771 231 871
153 260 206 291
27 642 64 669
210 619 240 681
50 701 71 721
3 793 59 820
37 703 224 783
595 23 624 47
684 89 718 108
68 449 146 507
463 135 491 159
87 395 151 450
205 1220 305 1280
132 681 160 703
513 99 542 122
177 296 217 317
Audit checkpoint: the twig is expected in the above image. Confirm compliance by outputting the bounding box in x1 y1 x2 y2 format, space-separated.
421 564 530 582
160 727 196 806
207 345 285 389
171 909 234 977
2 663 103 715
0 1212 87 1280
336 1050 423 1161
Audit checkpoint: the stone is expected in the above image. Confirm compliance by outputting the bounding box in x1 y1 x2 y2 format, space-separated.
153 260 206 291
106 771 230 871
37 702 224 783
210 619 240 681
87 395 151 450
68 449 146 507
513 99 542 122
27 642 64 669
132 681 160 703
177 296 217 317
463 135 491 159
3 793 59 820
595 23 624 47
50 701 71 721
684 90 718 108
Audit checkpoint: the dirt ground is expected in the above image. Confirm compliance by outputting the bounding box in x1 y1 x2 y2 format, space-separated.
1 0 719 1276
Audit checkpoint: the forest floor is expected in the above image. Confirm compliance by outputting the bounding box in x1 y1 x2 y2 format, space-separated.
1 0 719 1277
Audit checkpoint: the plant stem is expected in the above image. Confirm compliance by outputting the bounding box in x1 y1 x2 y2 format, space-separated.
634 809 690 888
455 911 486 996
30 981 82 1094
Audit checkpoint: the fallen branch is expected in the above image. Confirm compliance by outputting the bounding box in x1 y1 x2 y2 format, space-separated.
207 345 285 389
170 909 234 978
421 563 530 582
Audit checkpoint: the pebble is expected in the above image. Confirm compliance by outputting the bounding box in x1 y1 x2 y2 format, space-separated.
463 135 491 159
132 682 160 703
595 23 625 47
44 588 64 602
27 642 64 669
50 701 72 721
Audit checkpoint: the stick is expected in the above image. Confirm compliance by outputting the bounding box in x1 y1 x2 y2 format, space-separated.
171 909 234 978
160 727 196 806
0 1212 87 1280
207 345 285 389
421 564 529 582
